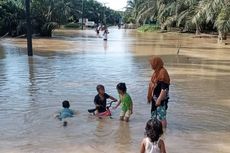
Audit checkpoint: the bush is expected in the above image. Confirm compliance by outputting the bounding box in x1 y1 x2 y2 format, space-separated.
64 23 81 29
40 22 59 37
137 24 160 32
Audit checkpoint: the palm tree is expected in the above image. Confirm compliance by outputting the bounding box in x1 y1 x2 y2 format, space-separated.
31 0 72 36
172 0 203 34
123 0 144 24
195 0 229 42
0 0 25 36
135 0 167 27
215 6 230 43
124 0 230 43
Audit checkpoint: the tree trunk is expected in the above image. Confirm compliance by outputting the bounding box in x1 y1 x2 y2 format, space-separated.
160 23 167 32
195 23 200 35
218 30 224 44
218 32 227 44
160 24 164 31
223 33 227 40
195 28 200 35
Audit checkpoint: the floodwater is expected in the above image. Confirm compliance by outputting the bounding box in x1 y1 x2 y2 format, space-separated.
0 28 230 153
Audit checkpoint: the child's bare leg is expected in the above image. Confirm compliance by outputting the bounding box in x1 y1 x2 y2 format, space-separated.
94 110 99 116
120 116 124 121
124 110 131 122
124 117 129 122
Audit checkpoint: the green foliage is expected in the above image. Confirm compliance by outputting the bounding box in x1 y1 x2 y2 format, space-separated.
0 0 121 37
123 0 143 24
0 0 25 36
137 24 160 32
124 0 230 40
215 7 230 34
30 0 71 36
83 0 121 25
40 22 59 37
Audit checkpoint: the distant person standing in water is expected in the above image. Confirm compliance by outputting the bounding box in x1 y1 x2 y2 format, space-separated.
147 56 170 129
103 26 109 41
96 24 100 35
118 23 121 29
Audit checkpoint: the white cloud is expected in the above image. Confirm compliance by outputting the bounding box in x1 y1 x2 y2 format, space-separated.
96 0 127 11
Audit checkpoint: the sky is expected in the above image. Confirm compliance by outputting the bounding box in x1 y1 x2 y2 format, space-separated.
96 0 127 11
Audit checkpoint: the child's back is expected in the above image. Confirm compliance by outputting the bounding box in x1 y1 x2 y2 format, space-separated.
60 108 74 119
58 100 74 120
143 137 161 153
140 119 166 153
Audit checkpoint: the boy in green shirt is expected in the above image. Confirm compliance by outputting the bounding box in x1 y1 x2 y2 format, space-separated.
114 83 133 122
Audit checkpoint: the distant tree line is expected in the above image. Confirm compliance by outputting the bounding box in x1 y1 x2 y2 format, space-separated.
0 0 121 37
123 0 230 42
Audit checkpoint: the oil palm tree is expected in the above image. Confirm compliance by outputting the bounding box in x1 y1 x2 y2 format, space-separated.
135 0 169 27
124 0 230 42
0 0 25 36
124 0 144 23
195 0 229 42
215 6 230 43
31 0 71 36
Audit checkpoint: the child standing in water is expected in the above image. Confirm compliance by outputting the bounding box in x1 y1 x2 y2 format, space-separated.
114 83 133 122
103 27 109 41
94 85 117 115
140 119 166 153
96 25 100 35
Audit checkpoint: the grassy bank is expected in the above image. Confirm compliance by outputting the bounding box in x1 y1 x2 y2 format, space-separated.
137 24 160 32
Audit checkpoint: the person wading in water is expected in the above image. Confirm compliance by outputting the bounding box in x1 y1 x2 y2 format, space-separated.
147 56 170 129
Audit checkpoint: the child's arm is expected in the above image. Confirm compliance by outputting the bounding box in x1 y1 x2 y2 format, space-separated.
109 96 118 102
140 139 145 153
159 139 166 153
156 82 169 106
53 110 61 119
94 97 101 108
54 112 60 118
114 100 121 109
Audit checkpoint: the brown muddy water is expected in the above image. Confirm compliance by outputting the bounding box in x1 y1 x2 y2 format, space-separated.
0 28 230 153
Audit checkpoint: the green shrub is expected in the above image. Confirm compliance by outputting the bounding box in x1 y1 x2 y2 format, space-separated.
137 24 160 32
40 22 59 37
64 23 81 29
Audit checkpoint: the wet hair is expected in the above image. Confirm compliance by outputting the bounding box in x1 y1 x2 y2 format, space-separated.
96 84 105 92
145 119 163 142
116 83 127 93
62 100 70 108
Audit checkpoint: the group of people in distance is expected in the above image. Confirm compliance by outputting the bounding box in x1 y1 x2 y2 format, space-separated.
96 24 109 41
56 56 170 153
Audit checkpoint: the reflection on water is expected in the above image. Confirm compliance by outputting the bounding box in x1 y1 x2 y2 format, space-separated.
0 28 230 153
114 122 132 153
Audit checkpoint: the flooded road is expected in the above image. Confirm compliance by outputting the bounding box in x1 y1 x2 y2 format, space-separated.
0 28 230 153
